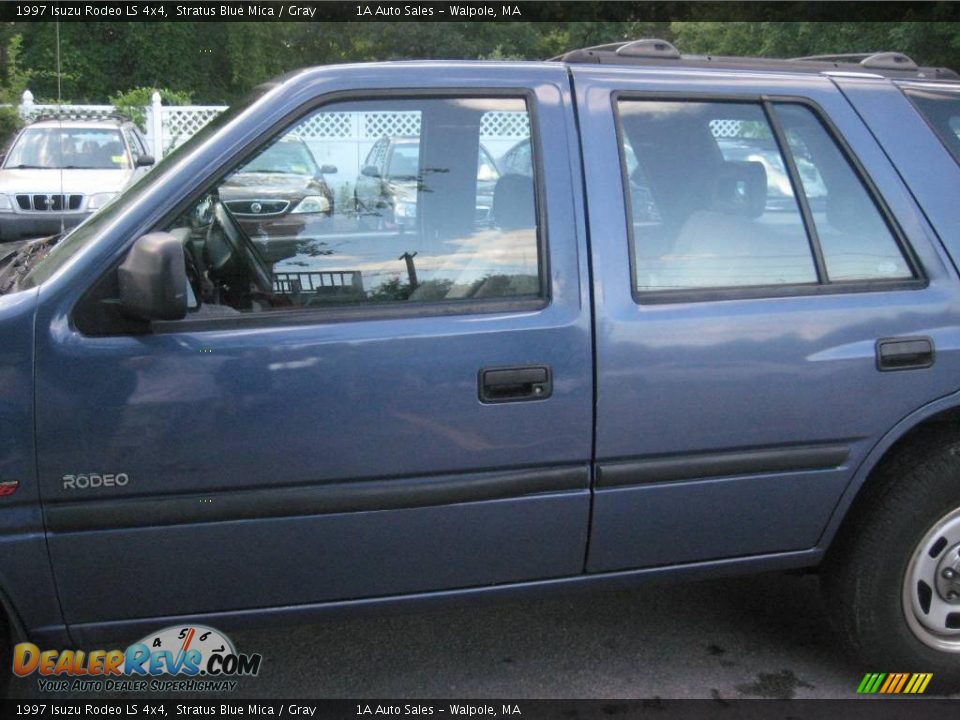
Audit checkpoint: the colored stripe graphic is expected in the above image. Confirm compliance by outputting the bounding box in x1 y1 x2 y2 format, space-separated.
892 673 909 694
879 674 896 693
857 673 932 694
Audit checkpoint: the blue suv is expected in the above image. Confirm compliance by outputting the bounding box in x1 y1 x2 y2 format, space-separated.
3 39 960 684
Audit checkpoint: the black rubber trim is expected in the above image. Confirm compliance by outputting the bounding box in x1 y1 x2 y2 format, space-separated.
597 444 851 488
46 465 589 533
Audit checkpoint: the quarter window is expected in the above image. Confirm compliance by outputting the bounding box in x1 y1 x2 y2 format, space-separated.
616 98 914 297
164 96 540 318
902 87 960 165
775 104 912 282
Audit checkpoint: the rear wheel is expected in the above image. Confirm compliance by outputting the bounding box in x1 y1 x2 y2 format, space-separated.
903 506 960 654
822 430 960 688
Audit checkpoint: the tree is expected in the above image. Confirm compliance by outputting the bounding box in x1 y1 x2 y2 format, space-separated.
5 21 960 107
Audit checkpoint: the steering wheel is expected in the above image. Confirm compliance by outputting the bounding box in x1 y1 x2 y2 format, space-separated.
212 202 273 294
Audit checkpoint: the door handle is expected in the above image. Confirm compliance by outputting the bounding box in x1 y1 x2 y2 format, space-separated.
479 365 552 403
876 337 934 372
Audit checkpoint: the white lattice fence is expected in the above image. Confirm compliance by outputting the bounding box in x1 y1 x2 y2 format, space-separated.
480 111 530 139
292 110 529 140
709 119 744 138
160 105 227 152
364 111 420 138
297 111 355 138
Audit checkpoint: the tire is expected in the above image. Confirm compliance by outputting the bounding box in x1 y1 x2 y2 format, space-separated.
0 615 10 698
822 428 960 689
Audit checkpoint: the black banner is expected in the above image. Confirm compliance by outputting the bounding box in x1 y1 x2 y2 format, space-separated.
4 1 960 23
5 699 960 718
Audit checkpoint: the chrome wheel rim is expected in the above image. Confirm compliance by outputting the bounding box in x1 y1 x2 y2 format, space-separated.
903 506 960 652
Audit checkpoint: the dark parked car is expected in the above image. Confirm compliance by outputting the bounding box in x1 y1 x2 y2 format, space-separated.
3 42 960 688
219 134 336 262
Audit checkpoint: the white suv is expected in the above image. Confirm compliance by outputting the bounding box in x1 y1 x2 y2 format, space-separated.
0 115 153 241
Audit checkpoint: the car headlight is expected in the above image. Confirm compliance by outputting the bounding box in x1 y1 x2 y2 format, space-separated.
291 195 331 214
87 192 118 211
0 194 11 211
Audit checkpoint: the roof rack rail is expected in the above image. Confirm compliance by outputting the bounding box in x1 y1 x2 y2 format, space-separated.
616 39 680 60
792 51 919 71
551 39 958 81
791 53 875 63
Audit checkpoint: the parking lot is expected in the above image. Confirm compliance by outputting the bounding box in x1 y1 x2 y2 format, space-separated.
10 570 919 700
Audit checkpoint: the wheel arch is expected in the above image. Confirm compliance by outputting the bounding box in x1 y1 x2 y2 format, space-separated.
820 389 960 554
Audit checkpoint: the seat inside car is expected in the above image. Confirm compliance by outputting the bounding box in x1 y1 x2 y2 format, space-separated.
492 173 535 231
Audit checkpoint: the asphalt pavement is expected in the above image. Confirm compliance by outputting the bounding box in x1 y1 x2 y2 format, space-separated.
9 570 908 700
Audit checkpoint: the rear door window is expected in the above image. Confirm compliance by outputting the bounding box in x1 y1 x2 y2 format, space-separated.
618 100 817 292
616 98 916 298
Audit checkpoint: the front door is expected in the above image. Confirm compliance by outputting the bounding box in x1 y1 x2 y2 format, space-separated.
34 67 593 629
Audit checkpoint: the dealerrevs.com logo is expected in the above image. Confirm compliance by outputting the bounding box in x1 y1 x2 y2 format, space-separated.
13 625 262 693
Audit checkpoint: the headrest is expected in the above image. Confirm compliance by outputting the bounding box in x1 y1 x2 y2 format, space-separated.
493 174 535 231
710 160 767 219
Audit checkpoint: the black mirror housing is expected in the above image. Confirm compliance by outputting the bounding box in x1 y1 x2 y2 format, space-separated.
118 232 187 321
361 164 380 178
136 155 156 168
319 164 337 175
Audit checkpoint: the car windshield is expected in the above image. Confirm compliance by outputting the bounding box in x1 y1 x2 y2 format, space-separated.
5 127 129 170
238 138 318 175
387 144 420 179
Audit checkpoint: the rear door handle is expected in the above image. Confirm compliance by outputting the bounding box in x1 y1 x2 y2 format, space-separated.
479 365 552 403
876 337 934 371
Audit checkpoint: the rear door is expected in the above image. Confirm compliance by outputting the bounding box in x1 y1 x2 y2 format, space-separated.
575 65 960 572
34 65 594 629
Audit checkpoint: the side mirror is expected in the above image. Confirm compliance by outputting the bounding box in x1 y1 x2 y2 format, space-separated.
361 165 380 178
136 155 155 168
319 164 337 175
118 232 187 321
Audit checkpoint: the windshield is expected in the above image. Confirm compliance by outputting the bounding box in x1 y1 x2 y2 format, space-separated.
388 144 420 180
5 127 128 170
239 138 318 175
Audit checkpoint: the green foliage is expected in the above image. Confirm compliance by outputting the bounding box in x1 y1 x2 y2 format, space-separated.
334 183 355 217
2 21 960 106
369 277 412 302
108 86 191 131
0 34 31 103
0 106 21 152
669 21 960 69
